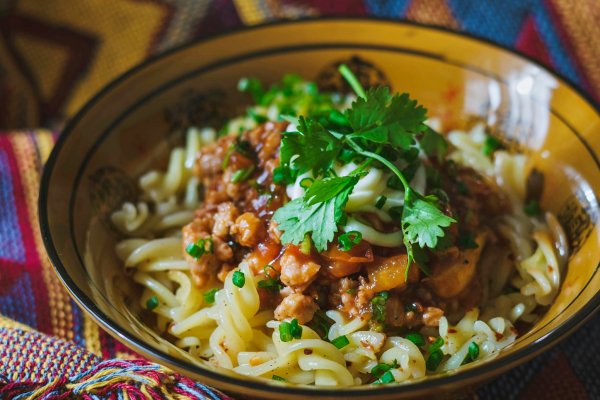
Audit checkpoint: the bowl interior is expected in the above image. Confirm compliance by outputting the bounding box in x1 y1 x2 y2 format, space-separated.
40 19 600 399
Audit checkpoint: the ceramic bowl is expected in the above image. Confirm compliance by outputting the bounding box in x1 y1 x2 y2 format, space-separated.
39 18 600 399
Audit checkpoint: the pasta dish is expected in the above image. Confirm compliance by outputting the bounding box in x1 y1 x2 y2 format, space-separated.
111 65 567 386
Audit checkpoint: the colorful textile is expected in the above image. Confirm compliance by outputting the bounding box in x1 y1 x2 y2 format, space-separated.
0 1 598 399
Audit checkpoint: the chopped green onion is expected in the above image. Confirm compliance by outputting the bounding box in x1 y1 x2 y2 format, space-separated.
346 288 357 295
279 321 292 342
238 77 263 103
524 200 541 216
331 335 350 349
222 144 235 169
146 295 159 310
457 232 479 250
468 342 480 361
299 177 314 189
203 288 218 304
248 108 268 124
482 135 502 156
374 370 395 384
405 332 425 347
338 64 367 99
375 195 387 209
300 234 312 255
231 166 255 183
338 231 362 251
428 336 444 353
370 359 398 379
235 140 256 159
185 237 214 259
257 278 281 293
289 318 303 339
272 375 287 382
232 271 245 288
426 349 444 371
371 291 390 323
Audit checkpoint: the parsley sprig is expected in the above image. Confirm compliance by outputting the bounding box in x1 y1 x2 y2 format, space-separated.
273 65 456 276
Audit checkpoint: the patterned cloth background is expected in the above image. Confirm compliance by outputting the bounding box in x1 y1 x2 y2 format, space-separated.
0 1 598 399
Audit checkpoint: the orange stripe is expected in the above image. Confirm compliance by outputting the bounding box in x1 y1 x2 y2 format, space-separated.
9 131 74 340
548 0 600 98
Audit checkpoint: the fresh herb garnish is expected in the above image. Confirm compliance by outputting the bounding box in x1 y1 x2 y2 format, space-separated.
185 237 214 259
331 335 350 349
279 319 303 342
426 349 444 371
462 342 480 365
146 295 159 310
428 336 444 353
272 375 287 382
405 332 426 347
231 166 255 183
482 135 502 156
272 65 455 277
338 231 362 251
257 266 283 293
232 271 245 288
203 288 219 304
371 291 390 323
375 195 387 209
371 359 398 382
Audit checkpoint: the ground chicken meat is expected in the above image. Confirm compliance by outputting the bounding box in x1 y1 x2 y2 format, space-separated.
274 293 318 324
212 202 239 238
422 307 444 327
182 220 218 288
279 246 321 290
230 212 266 247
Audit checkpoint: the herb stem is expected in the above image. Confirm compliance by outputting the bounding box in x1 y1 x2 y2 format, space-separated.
338 64 367 100
346 138 411 191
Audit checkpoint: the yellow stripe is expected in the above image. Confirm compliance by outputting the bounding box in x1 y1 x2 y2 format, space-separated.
83 313 102 355
9 131 74 340
232 0 267 25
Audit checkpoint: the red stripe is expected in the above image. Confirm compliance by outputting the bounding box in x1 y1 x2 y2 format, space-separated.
0 135 51 333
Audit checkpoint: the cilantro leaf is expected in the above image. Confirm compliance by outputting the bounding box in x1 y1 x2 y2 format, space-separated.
419 126 448 163
273 176 357 251
346 88 428 149
402 190 455 249
280 117 342 176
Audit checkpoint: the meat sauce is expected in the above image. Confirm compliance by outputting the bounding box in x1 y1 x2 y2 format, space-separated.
183 121 512 331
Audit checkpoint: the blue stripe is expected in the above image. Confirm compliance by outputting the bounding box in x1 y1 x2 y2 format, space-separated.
0 150 25 262
364 0 411 17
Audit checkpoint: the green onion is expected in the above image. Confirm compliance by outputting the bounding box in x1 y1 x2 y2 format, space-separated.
524 200 541 216
482 135 502 156
222 144 234 169
279 321 292 342
300 234 312 255
338 231 362 251
371 291 390 323
203 288 218 304
405 332 425 347
331 335 350 349
232 271 245 288
146 295 159 310
346 288 357 295
231 166 255 183
370 359 398 379
289 318 303 339
375 195 387 209
299 177 314 189
185 237 214 260
257 278 281 293
374 370 395 384
271 375 287 382
457 232 479 250
426 349 444 371
468 342 480 361
235 140 256 159
247 108 268 124
428 336 444 353
238 77 264 103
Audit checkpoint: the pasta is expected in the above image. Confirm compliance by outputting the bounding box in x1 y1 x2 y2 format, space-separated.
111 72 567 387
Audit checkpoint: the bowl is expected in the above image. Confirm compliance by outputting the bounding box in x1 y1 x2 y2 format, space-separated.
39 18 600 399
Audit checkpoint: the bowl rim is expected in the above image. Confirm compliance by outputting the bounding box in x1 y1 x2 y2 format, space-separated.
39 16 600 396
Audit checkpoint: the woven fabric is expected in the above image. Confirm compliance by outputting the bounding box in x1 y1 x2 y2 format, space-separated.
0 1 599 399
